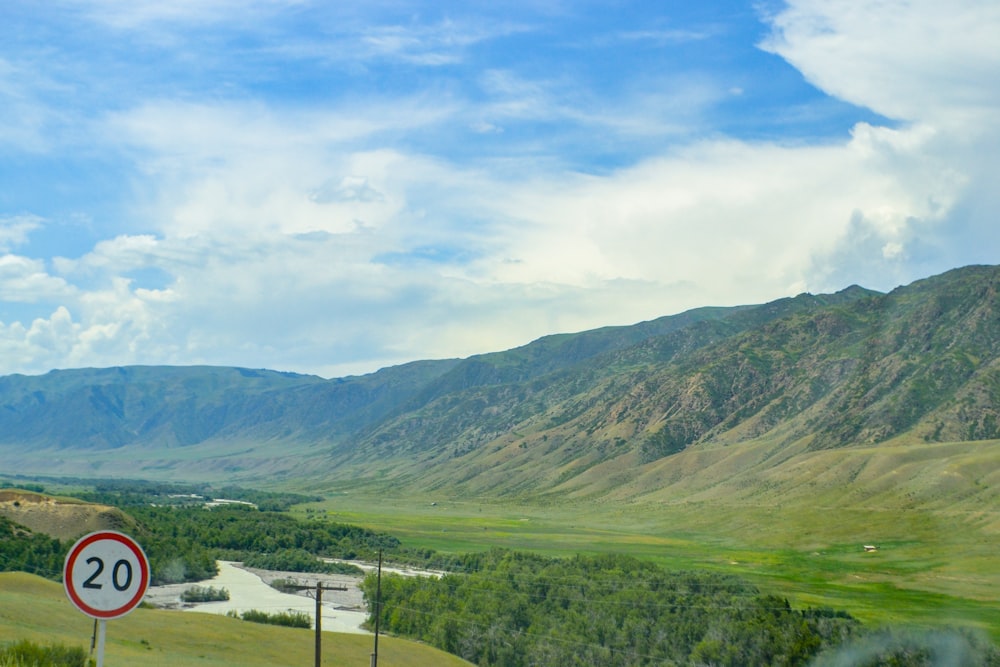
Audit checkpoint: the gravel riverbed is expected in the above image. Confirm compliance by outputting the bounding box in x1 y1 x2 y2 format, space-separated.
144 561 369 635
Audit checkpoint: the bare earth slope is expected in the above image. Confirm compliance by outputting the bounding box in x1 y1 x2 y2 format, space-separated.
0 490 134 541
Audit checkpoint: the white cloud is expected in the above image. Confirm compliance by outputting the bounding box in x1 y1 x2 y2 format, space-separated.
0 307 77 372
481 122 958 305
763 0 1000 127
108 99 454 165
0 215 42 252
103 99 460 243
39 71 985 377
0 290 178 375
759 0 1000 286
310 176 386 204
65 0 305 30
0 255 75 303
3 0 999 377
0 59 65 152
615 28 711 45
70 1 532 74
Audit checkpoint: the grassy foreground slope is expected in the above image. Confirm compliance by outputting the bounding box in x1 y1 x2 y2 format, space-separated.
0 573 469 667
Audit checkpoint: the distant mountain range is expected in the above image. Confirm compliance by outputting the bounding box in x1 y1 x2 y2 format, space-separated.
2 265 999 503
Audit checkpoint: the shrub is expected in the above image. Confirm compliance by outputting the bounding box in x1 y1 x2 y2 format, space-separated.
180 585 230 603
242 548 362 575
0 640 91 667
226 608 311 629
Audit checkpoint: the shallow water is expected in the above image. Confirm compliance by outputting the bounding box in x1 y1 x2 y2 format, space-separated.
154 561 369 635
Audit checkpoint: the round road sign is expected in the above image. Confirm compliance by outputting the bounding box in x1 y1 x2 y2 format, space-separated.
63 531 150 619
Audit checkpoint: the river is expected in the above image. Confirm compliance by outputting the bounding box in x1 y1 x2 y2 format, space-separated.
146 561 369 635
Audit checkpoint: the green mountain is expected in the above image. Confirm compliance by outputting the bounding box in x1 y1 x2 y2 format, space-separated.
1 265 998 501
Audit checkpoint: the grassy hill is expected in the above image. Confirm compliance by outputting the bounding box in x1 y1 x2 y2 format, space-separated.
0 490 135 542
0 572 469 667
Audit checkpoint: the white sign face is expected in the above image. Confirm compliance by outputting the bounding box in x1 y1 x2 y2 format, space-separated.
63 531 150 619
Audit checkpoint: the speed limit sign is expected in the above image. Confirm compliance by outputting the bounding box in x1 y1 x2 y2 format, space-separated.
63 531 150 620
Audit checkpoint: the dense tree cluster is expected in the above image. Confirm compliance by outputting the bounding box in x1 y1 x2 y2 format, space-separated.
242 547 362 574
362 549 860 667
1 494 399 584
126 505 399 584
0 517 65 579
73 479 319 511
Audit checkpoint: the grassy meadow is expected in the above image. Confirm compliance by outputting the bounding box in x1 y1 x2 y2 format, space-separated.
301 438 1000 643
0 572 469 667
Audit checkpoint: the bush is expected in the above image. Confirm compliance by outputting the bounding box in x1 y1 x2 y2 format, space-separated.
242 548 361 575
180 585 230 603
0 640 91 667
226 608 311 629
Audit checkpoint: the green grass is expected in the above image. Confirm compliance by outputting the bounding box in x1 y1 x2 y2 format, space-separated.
0 572 470 667
11 434 1000 653
303 486 1000 643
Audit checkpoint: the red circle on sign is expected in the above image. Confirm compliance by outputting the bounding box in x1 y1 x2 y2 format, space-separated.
63 531 150 619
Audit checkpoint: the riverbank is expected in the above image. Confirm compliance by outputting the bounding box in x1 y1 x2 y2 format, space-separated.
145 561 369 635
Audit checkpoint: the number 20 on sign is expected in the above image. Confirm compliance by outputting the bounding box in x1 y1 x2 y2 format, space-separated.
64 531 150 666
64 531 150 619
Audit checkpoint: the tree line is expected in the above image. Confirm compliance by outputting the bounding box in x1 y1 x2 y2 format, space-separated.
361 548 1000 667
1 490 399 584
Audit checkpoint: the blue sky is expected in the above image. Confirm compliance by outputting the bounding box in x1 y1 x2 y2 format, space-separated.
2 0 999 377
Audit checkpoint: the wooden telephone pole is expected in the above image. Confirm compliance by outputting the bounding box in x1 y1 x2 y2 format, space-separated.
281 579 348 666
314 581 322 667
371 550 383 667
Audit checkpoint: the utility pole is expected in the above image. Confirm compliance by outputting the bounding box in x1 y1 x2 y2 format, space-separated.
371 549 382 667
315 582 322 667
280 579 347 667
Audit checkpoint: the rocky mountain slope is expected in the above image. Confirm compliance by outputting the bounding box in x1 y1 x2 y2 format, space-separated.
1 265 998 499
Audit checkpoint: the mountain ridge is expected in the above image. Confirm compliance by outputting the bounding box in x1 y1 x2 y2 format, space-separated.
1 265 998 503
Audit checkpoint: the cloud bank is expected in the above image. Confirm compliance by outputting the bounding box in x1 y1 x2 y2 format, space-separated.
1 0 998 377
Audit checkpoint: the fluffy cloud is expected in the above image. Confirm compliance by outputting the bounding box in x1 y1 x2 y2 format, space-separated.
0 307 78 371
0 255 75 303
763 0 1000 282
0 215 42 252
2 1 998 377
764 0 1000 127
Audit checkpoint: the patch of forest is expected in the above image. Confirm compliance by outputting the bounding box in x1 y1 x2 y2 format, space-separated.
0 480 403 584
360 549 1000 667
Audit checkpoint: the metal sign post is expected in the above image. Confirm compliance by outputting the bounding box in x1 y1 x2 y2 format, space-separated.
63 531 150 667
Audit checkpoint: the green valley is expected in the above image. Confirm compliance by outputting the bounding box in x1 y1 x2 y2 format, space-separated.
2 265 1000 663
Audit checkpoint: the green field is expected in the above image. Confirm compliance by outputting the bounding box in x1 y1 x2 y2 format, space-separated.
4 436 998 661
0 572 470 667
303 486 1000 643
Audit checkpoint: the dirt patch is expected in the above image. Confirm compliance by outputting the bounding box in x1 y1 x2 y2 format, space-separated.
0 489 134 541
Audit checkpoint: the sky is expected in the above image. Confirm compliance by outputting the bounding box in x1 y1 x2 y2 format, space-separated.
1 0 999 378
